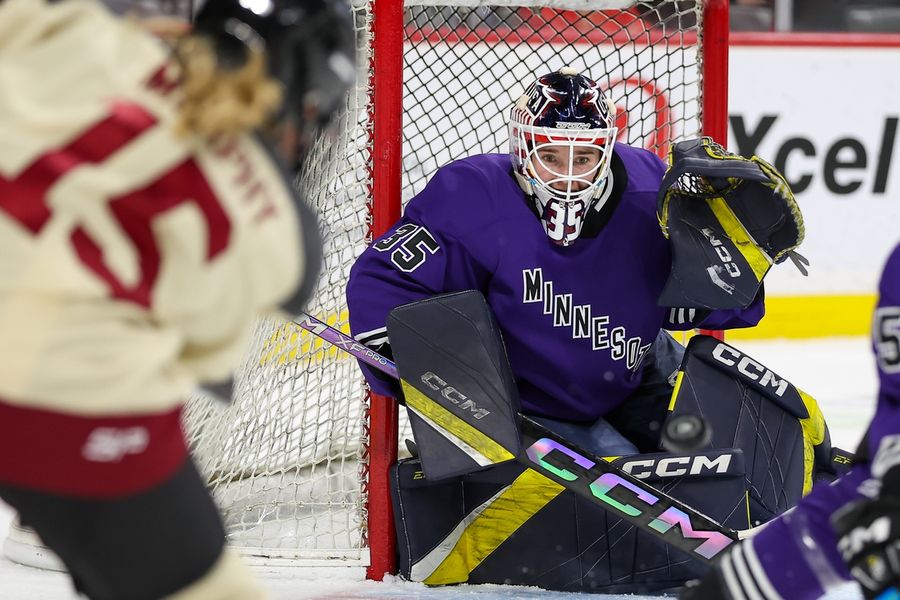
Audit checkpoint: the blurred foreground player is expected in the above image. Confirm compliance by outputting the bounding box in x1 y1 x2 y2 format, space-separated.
681 241 900 600
0 0 353 599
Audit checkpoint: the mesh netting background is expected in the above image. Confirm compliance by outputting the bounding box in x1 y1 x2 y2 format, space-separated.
402 2 703 200
182 0 375 568
181 0 706 569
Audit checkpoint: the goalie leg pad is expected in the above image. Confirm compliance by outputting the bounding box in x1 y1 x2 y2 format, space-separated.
393 449 748 594
668 334 839 524
0 459 230 600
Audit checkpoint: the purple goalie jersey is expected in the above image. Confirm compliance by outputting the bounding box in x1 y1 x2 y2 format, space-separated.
347 149 764 421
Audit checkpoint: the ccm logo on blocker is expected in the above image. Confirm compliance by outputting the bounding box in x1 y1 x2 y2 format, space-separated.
420 371 491 419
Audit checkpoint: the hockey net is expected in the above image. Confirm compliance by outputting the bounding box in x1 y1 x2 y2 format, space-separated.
3 0 727 581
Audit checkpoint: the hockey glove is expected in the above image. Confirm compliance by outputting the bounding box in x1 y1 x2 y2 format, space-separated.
657 137 807 309
832 495 900 600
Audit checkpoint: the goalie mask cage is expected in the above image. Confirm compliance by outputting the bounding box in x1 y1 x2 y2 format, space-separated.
2 0 728 582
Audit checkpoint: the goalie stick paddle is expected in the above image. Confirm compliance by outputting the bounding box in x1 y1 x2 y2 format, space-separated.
293 309 743 564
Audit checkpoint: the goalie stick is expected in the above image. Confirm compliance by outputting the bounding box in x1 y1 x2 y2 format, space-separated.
293 311 747 563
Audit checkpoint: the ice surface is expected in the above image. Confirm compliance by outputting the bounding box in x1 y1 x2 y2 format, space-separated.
0 337 873 599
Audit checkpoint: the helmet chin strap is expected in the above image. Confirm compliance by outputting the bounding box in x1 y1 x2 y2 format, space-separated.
587 167 615 213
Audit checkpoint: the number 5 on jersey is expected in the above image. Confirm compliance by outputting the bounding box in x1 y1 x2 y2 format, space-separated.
876 307 900 373
374 223 439 272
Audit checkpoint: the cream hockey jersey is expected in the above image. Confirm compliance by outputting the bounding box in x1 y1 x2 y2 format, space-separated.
0 0 310 415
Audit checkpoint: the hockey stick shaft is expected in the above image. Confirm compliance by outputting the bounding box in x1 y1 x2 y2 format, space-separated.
294 313 398 379
293 313 742 561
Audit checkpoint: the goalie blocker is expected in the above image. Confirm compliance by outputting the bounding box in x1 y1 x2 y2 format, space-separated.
387 293 847 594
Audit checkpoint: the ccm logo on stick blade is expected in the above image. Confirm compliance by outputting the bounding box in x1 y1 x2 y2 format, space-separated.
421 371 491 419
525 437 734 560
618 453 734 479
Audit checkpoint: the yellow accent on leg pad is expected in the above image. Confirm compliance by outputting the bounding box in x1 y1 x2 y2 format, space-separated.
418 469 565 585
668 370 685 413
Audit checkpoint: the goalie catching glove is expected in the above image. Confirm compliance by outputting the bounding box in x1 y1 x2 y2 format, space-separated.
657 137 807 309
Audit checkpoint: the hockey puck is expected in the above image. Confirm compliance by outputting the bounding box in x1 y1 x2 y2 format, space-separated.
662 414 711 453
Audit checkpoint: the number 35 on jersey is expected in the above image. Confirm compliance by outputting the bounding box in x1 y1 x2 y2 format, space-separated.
374 223 440 272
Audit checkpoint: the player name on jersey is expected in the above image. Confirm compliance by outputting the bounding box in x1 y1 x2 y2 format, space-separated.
522 267 652 370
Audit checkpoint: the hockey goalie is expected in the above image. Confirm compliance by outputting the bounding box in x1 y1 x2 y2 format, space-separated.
346 68 847 594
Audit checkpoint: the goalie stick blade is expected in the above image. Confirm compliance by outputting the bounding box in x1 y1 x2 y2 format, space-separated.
518 415 739 562
387 291 522 480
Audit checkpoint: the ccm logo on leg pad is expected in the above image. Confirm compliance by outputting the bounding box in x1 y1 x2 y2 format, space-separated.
613 452 738 480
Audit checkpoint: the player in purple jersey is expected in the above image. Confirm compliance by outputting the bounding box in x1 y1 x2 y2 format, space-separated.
680 242 900 600
348 68 766 456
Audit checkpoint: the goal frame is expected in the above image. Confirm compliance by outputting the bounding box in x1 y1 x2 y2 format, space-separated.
365 0 731 580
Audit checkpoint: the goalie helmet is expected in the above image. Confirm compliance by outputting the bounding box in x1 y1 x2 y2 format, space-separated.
194 0 356 152
510 67 618 246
